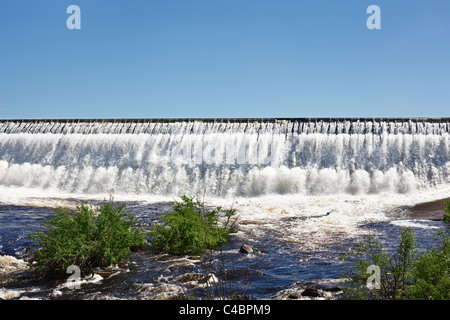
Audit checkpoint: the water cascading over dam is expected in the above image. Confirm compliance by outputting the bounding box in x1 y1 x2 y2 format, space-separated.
0 118 449 197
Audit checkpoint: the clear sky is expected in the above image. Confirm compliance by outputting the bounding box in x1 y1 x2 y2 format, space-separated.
0 0 449 119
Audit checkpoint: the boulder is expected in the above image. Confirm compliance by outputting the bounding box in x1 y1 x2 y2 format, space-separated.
301 288 323 298
239 244 253 254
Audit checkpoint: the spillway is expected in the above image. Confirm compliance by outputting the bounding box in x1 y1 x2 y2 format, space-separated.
0 118 449 197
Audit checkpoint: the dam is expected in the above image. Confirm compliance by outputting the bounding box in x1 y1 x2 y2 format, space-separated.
0 118 449 300
0 118 449 197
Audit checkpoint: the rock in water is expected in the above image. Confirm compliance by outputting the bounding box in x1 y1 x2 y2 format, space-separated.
301 288 322 298
239 244 253 254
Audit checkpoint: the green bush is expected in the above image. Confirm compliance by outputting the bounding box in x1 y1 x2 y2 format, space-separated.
150 195 237 255
340 227 416 300
444 201 450 223
407 231 450 300
341 227 450 300
29 199 147 277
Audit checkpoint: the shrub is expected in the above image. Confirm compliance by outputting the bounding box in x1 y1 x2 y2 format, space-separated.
29 199 147 277
444 201 450 223
341 227 450 300
407 231 450 300
150 195 237 255
340 227 416 300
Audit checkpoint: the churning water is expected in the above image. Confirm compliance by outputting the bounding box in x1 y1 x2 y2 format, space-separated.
0 118 449 300
0 118 449 196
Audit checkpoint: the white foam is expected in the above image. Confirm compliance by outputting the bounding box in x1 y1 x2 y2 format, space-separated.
0 179 448 254
0 288 24 300
55 273 104 290
0 255 28 273
0 125 448 197
391 220 441 229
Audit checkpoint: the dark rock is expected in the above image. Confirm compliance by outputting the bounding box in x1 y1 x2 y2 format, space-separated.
323 286 342 292
407 197 450 221
301 288 322 298
315 284 343 292
239 244 253 254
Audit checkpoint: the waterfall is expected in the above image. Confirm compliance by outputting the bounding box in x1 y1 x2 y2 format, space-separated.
0 118 449 197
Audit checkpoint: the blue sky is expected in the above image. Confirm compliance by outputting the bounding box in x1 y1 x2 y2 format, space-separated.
0 0 449 119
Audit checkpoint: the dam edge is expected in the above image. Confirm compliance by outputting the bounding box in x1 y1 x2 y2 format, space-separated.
1 117 450 123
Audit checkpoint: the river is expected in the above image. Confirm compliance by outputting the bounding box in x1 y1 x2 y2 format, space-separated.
0 118 449 300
